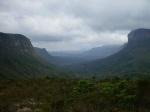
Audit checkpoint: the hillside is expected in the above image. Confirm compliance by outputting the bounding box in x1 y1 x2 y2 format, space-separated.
77 44 123 60
34 47 54 62
0 32 74 79
66 28 150 78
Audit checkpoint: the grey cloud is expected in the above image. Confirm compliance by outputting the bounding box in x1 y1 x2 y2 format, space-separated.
64 0 150 31
0 0 150 51
30 34 74 42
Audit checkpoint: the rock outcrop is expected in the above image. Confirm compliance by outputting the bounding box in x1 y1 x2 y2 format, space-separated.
0 32 37 56
128 28 150 47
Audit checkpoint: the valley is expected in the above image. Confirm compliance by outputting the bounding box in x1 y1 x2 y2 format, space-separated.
1 28 150 112
35 44 123 67
1 0 150 111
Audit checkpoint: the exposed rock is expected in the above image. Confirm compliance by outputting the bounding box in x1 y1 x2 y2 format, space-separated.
0 32 37 56
17 107 32 112
128 28 150 47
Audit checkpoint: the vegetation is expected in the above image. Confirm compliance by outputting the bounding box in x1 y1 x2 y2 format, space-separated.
0 78 150 112
0 32 76 79
0 54 76 79
67 41 150 79
66 29 150 79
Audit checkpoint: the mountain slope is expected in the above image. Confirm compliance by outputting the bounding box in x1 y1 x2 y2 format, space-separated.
77 44 123 60
0 32 74 79
67 28 150 78
34 47 54 62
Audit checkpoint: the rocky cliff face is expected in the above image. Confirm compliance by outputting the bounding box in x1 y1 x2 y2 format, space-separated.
0 32 37 56
127 28 150 47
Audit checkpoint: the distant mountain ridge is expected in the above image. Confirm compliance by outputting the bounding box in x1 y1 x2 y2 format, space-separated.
44 45 123 66
0 32 74 79
67 28 150 78
34 47 54 61
79 44 123 60
49 45 123 60
35 47 87 66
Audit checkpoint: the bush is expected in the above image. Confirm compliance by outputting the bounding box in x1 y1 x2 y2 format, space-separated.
135 79 150 109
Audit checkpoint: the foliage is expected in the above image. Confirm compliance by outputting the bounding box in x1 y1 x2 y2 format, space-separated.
72 80 94 95
0 78 150 112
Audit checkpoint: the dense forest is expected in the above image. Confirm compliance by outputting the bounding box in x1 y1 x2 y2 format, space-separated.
0 78 150 112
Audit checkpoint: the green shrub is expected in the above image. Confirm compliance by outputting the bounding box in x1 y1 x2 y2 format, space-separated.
72 80 94 96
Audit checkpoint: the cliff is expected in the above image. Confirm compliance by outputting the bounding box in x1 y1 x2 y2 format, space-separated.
0 32 37 56
128 28 150 47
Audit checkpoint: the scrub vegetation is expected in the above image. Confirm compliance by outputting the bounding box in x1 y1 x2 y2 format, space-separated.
0 77 150 112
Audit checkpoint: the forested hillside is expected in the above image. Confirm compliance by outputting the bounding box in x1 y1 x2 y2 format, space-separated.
66 28 150 79
0 32 75 79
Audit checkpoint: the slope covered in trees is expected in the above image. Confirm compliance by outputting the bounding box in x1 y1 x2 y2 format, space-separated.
0 32 75 79
66 28 150 78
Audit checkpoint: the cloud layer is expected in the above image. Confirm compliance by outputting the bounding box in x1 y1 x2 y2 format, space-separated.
0 0 150 51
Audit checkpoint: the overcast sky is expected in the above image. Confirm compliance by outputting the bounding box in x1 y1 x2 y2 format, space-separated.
0 0 150 51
